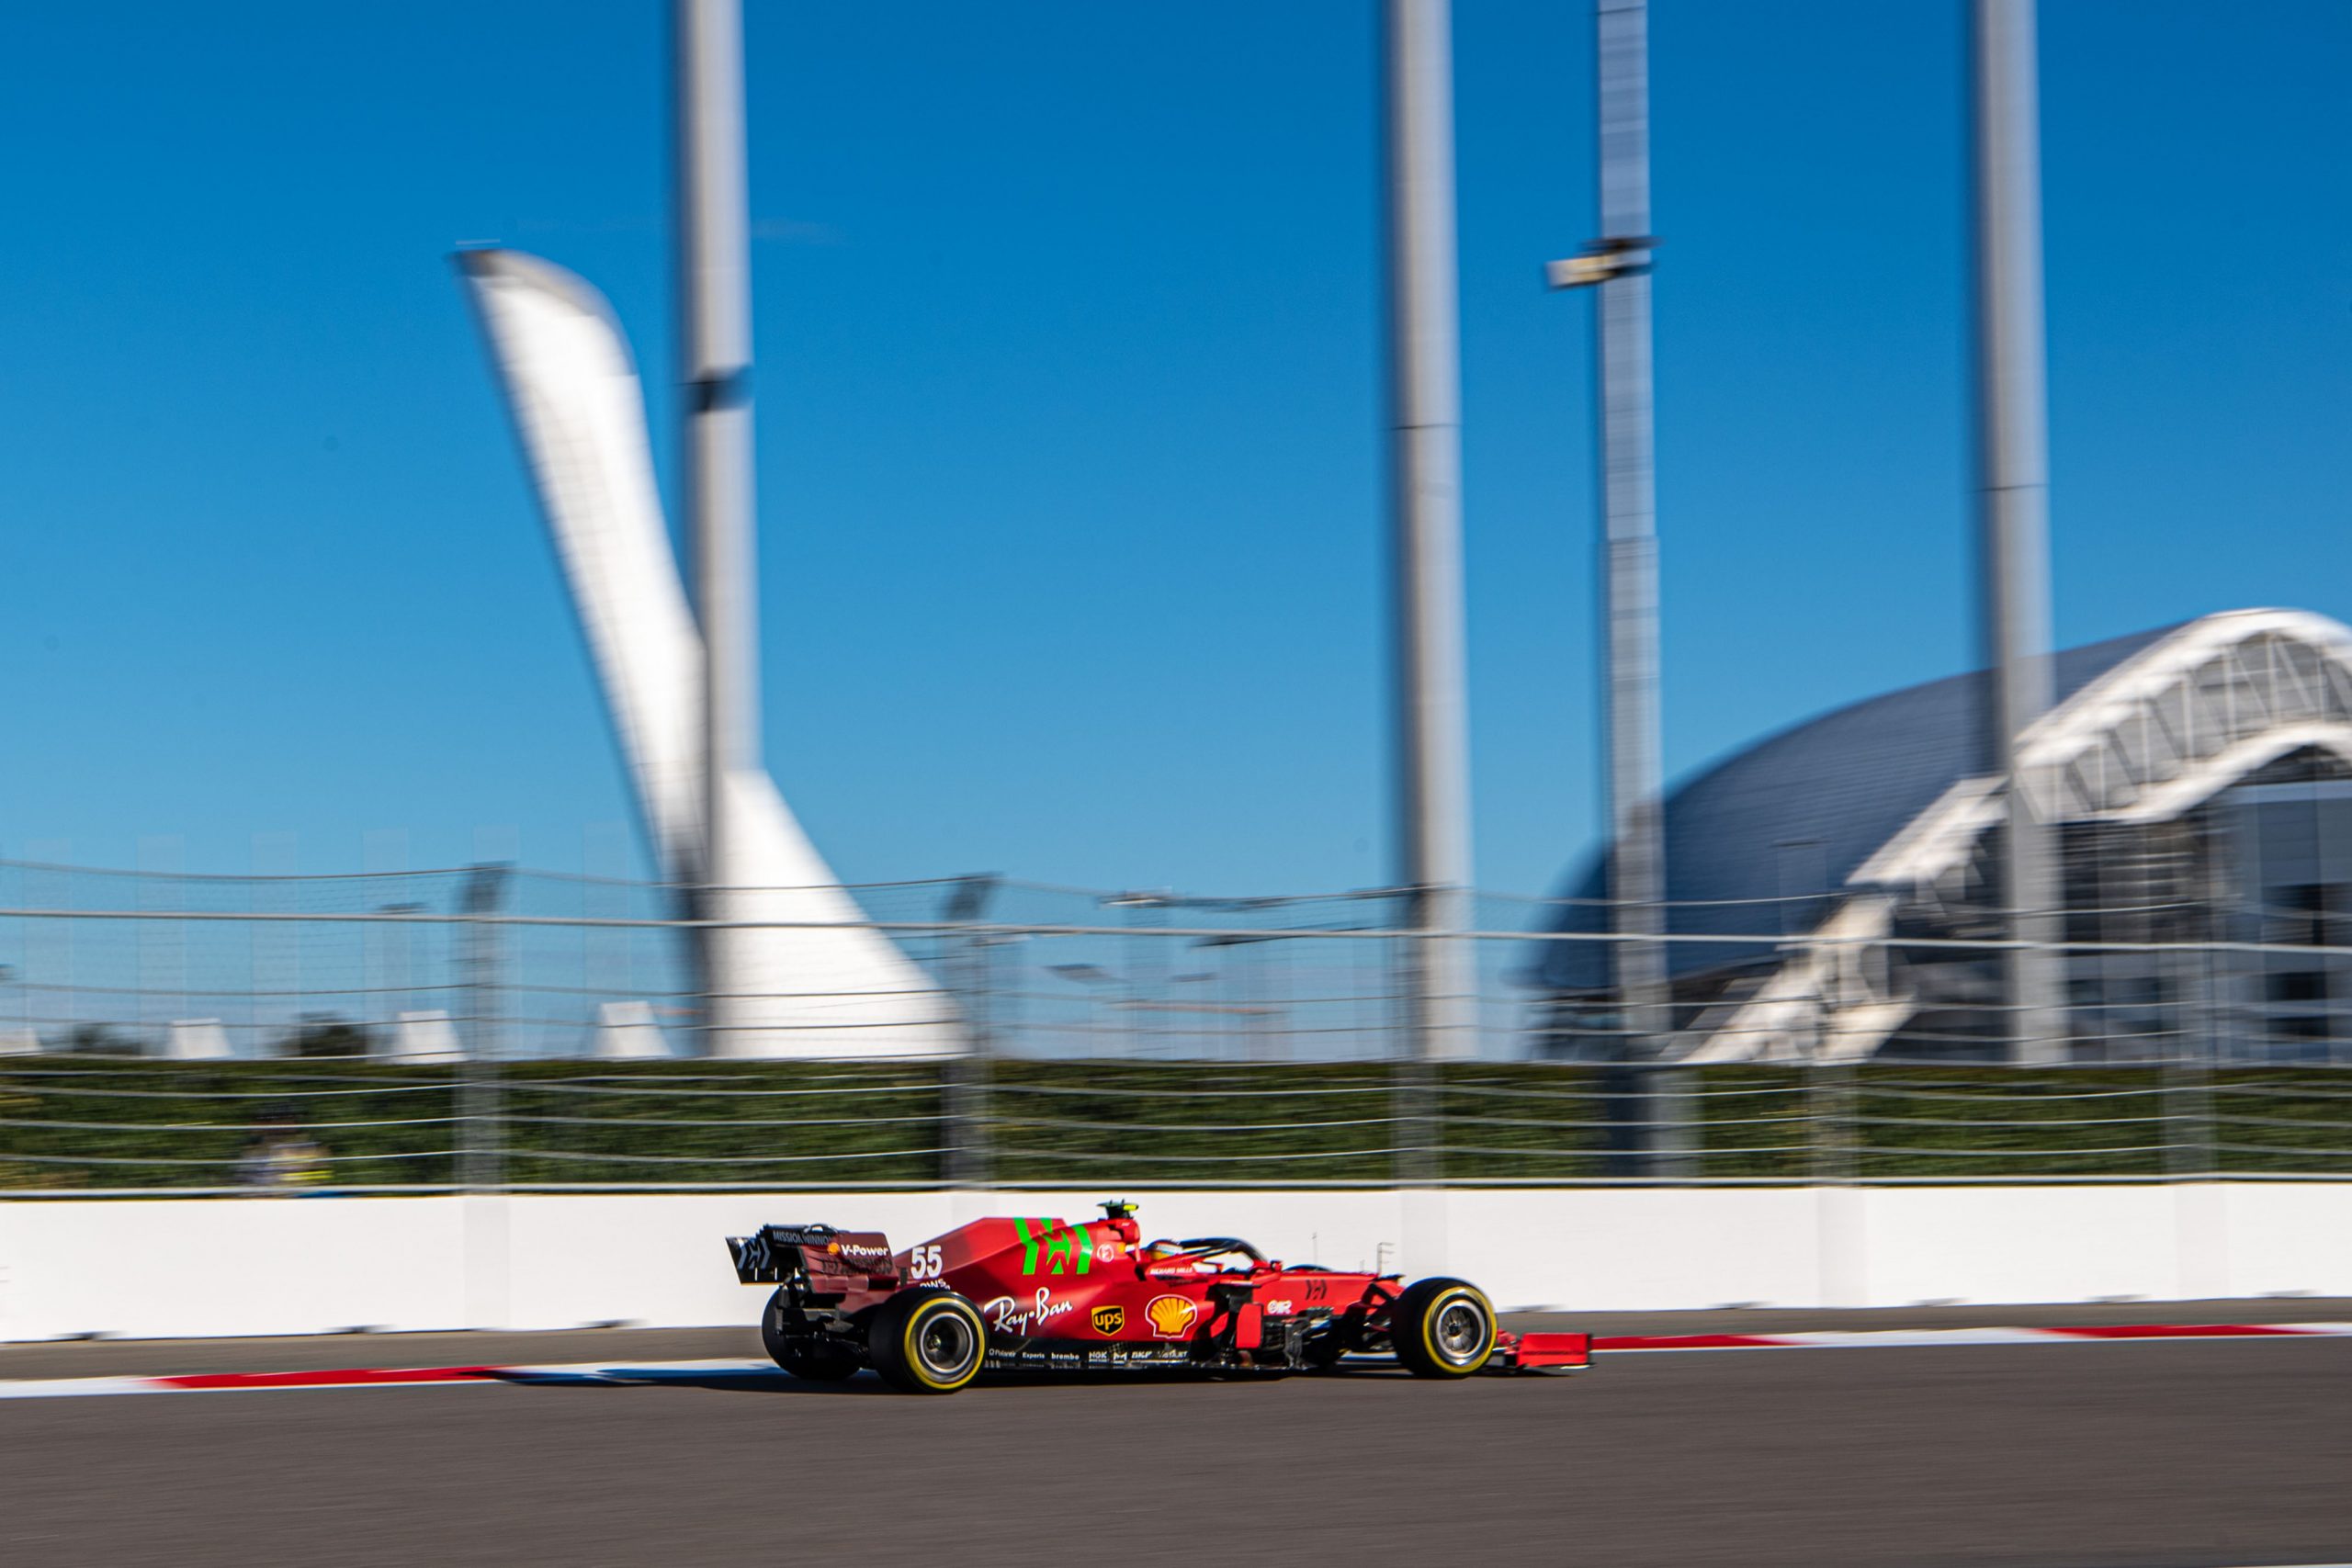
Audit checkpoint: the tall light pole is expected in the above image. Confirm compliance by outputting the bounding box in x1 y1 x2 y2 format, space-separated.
1972 0 2063 1064
676 0 760 1055
1384 0 1479 1083
1550 0 1684 1170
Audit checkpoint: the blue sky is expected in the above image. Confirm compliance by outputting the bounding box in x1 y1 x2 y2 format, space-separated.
1 1 2345 897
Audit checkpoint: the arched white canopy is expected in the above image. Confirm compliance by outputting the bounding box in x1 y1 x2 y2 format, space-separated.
1688 610 2352 1063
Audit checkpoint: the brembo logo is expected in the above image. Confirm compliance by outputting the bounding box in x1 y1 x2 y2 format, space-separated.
1145 1295 1198 1338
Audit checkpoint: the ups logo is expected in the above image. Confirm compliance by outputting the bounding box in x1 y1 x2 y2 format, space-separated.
1145 1294 1199 1339
1091 1304 1125 1336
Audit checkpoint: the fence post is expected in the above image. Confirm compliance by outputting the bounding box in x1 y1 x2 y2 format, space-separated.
2165 933 2215 1177
1390 924 1445 1186
942 876 996 1188
1810 1059 1857 1184
944 1051 991 1189
1394 1056 1442 1186
2163 1049 2212 1179
459 863 511 1192
1651 1066 1697 1177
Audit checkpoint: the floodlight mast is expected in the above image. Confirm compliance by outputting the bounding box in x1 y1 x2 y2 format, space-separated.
676 0 760 1056
1550 0 1685 1168
1972 0 2064 1065
1383 0 1479 1081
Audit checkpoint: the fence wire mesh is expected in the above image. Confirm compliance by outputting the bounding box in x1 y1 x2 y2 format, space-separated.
7 859 2352 1190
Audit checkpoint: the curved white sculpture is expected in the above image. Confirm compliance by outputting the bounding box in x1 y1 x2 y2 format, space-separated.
594 1000 674 1060
458 249 960 1058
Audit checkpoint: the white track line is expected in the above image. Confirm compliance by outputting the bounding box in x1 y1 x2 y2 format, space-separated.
2 1325 2347 1400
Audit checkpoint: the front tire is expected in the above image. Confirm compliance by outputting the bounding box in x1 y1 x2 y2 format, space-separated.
1388 1278 1497 1379
867 1291 988 1394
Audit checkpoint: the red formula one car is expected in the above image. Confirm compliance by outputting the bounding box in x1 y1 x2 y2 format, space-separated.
726 1200 1589 1393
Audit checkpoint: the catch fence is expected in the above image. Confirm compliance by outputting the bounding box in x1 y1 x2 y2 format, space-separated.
7 858 2352 1190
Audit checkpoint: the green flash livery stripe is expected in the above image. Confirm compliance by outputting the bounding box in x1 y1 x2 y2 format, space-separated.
1014 1217 1042 1275
1014 1217 1091 1276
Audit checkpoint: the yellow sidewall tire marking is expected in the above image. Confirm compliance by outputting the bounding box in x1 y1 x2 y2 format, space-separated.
1421 1287 1494 1374
906 1301 980 1390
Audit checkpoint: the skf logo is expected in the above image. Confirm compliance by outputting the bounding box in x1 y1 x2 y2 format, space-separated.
1145 1295 1198 1339
1091 1305 1125 1336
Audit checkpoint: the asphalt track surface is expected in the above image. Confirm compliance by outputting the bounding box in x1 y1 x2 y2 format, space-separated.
6 1325 2351 1567
16 1296 2352 1379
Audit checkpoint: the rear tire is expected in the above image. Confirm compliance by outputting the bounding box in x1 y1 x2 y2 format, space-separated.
867 1291 988 1394
1388 1278 1496 1379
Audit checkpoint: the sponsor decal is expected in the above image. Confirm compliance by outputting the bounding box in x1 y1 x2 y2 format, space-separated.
1013 1218 1095 1277
1264 1300 1294 1316
736 1233 774 1275
1145 1294 1199 1339
764 1225 832 1248
1091 1305 1126 1336
1095 1242 1122 1263
1302 1280 1331 1303
980 1288 1074 1338
839 1241 891 1261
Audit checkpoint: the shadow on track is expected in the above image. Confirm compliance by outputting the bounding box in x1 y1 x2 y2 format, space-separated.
486 1362 1420 1396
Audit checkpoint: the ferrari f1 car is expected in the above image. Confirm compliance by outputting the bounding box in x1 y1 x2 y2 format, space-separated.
726 1200 1590 1393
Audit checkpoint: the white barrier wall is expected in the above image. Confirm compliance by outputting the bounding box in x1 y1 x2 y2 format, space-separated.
5 1183 2350 1343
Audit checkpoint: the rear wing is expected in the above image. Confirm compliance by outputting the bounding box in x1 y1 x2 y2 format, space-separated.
726 1223 896 1286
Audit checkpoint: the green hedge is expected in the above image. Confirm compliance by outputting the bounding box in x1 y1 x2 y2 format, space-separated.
4 1058 2350 1190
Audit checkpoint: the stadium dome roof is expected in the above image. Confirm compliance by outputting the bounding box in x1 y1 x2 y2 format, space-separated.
1534 622 2189 993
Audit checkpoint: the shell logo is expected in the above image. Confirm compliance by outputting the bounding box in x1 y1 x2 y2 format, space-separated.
1145 1294 1199 1339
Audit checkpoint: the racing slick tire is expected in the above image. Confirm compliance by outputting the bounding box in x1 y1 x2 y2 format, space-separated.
1388 1278 1497 1379
867 1290 988 1394
760 1291 861 1381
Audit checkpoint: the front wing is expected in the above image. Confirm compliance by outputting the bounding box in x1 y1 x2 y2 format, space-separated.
1496 1330 1592 1373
